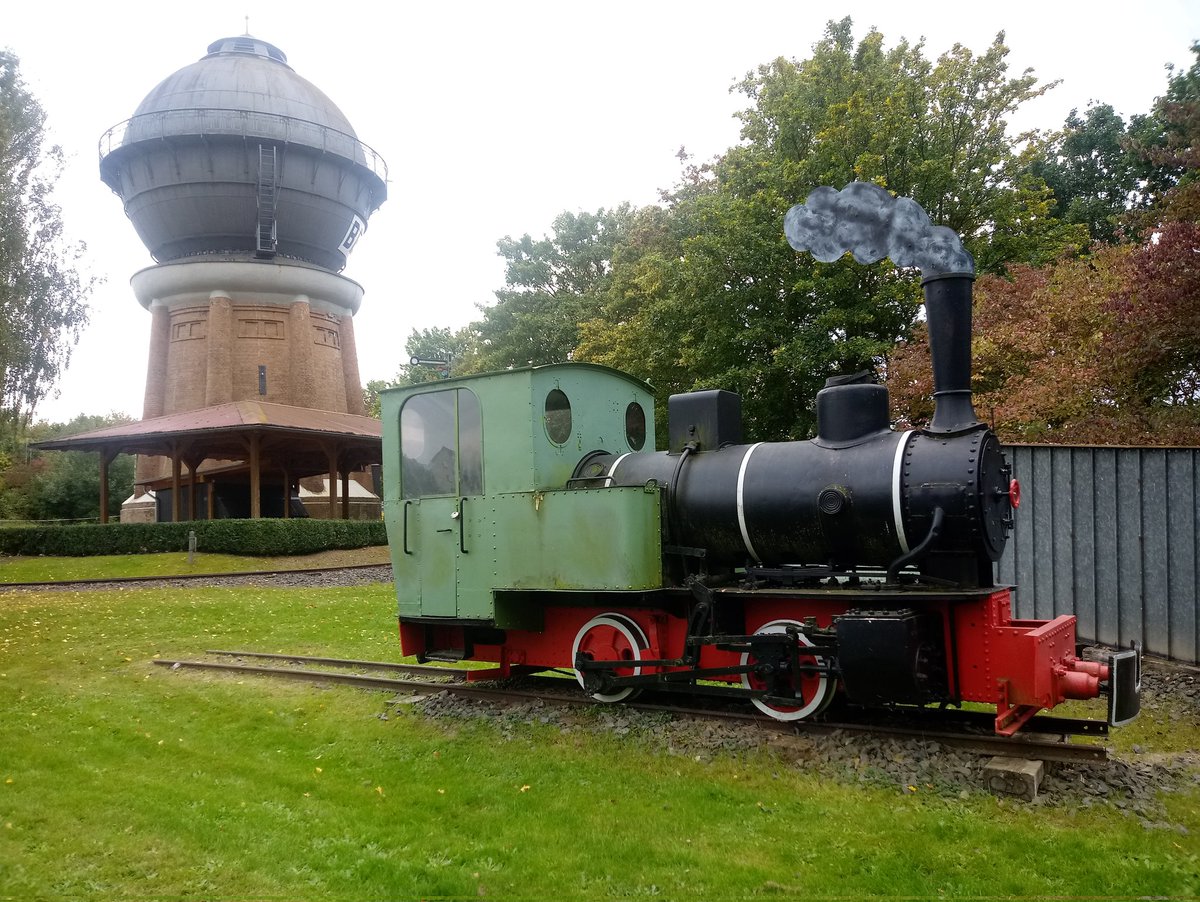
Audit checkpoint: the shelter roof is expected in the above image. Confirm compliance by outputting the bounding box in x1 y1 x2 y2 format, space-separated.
32 401 381 466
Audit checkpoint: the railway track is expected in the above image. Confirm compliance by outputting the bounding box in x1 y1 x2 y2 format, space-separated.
153 649 1108 764
0 563 392 590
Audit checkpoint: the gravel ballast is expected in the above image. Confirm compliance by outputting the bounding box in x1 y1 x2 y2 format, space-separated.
407 663 1200 830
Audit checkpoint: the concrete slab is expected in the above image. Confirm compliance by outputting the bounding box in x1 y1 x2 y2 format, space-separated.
983 756 1044 801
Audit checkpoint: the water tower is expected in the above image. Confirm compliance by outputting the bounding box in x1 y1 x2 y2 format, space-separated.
98 34 387 519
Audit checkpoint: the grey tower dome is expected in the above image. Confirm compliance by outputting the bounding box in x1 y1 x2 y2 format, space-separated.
99 36 387 272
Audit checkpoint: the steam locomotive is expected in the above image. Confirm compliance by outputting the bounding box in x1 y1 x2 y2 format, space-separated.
380 186 1141 735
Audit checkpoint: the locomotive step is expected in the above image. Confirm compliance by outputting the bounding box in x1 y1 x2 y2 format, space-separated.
423 649 469 663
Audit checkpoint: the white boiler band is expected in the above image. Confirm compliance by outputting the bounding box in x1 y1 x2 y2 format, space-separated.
736 443 764 563
892 430 914 554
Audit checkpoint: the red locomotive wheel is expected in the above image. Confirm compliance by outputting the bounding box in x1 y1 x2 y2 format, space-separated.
571 614 649 703
740 619 836 721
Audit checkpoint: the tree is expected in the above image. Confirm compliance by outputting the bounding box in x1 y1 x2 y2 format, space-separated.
888 229 1200 446
461 206 636 374
1107 220 1200 422
889 248 1127 442
577 20 1080 440
0 412 135 521
0 50 95 422
726 21 1083 271
1029 105 1154 244
1130 42 1200 225
28 445 135 522
574 203 696 444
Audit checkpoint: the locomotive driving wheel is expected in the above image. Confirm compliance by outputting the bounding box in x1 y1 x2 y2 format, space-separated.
740 619 837 721
571 613 649 703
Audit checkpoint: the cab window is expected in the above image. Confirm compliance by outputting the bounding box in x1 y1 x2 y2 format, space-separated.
544 388 572 445
400 389 483 498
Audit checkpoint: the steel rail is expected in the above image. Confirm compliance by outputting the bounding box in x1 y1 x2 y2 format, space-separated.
153 655 1106 764
205 649 464 679
153 659 543 699
806 717 1107 764
623 699 1107 763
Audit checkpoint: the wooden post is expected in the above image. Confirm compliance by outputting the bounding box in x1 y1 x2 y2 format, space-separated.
341 466 351 520
171 444 182 523
98 447 115 524
282 466 291 519
183 454 200 521
187 470 196 521
324 444 338 519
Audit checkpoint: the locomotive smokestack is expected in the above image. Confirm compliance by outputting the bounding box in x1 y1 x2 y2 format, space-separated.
922 272 981 434
784 183 981 434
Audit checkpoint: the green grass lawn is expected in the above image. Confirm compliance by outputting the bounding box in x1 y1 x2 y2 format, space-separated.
1 580 1197 900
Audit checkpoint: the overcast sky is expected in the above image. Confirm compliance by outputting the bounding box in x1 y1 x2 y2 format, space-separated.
7 0 1199 423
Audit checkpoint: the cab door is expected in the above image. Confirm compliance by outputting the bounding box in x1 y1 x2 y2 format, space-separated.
399 389 484 618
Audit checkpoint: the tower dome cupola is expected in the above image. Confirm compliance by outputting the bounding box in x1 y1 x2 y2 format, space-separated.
98 35 387 272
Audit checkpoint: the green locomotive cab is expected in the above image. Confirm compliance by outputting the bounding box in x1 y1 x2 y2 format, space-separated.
381 363 663 631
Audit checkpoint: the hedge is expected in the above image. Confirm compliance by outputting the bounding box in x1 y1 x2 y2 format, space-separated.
0 518 388 557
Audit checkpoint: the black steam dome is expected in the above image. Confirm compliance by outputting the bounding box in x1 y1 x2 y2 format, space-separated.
99 36 387 273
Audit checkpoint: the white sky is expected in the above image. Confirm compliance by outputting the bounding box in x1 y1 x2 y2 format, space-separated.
6 0 1199 423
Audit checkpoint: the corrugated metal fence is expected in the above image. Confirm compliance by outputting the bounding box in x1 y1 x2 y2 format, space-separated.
997 445 1200 664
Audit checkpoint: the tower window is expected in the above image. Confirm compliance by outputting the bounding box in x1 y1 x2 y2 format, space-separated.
171 320 206 341
238 318 284 339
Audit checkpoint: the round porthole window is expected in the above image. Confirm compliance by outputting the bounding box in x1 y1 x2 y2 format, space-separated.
625 402 646 451
545 389 572 444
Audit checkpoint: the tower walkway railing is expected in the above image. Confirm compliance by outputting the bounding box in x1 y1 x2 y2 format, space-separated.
99 108 388 182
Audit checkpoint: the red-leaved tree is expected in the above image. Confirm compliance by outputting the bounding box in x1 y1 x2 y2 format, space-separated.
889 229 1200 445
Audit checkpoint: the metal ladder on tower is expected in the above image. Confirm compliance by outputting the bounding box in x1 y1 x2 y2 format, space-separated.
255 144 278 258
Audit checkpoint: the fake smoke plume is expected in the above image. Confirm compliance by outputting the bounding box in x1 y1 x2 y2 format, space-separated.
783 182 974 278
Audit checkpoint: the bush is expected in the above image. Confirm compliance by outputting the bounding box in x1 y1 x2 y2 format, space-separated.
0 518 387 557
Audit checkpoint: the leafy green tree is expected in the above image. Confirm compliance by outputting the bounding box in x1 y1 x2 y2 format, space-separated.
0 445 35 519
27 446 135 522
0 50 95 422
1029 105 1148 244
726 21 1083 270
570 202 717 445
361 379 391 420
462 207 635 373
0 412 134 521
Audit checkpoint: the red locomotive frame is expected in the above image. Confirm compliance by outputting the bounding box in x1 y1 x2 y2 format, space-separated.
400 585 1138 735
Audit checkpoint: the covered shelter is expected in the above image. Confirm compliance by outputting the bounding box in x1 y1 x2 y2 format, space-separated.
33 401 382 523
